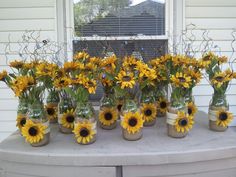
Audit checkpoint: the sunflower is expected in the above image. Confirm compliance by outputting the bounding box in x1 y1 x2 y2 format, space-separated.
63 61 80 72
21 119 47 144
187 68 202 85
116 70 135 89
45 104 57 121
218 56 228 64
122 56 138 69
23 62 34 70
99 107 118 126
187 102 197 117
84 79 97 94
170 72 192 88
0 70 7 81
140 103 157 122
199 52 214 68
9 60 24 69
121 111 144 134
100 55 117 72
157 97 168 114
73 121 96 144
53 77 71 89
11 76 35 96
61 109 75 129
16 114 27 130
216 110 233 127
174 111 194 133
211 72 228 88
73 51 90 61
36 62 58 78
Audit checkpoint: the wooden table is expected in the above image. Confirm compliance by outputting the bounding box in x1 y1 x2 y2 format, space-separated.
1 111 236 177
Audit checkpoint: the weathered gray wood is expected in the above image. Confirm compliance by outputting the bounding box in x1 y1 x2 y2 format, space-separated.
1 111 236 177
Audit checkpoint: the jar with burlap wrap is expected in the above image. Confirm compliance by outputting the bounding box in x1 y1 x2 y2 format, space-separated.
16 99 28 132
120 99 143 141
99 91 118 130
167 95 189 138
140 86 157 127
155 85 168 117
73 102 97 145
208 93 229 131
45 89 60 123
22 102 50 147
58 95 75 134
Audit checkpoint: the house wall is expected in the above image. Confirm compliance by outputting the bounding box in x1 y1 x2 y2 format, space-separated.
0 0 57 142
185 0 236 124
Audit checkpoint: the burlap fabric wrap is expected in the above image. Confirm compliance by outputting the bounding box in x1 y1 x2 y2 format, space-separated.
31 120 50 147
74 118 97 145
58 113 73 134
120 114 143 141
166 107 187 138
208 106 228 132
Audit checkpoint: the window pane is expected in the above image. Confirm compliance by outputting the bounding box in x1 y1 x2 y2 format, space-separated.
74 0 166 36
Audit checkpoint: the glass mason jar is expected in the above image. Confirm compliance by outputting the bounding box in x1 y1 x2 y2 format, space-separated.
140 87 157 127
167 87 189 138
121 98 143 141
185 89 197 117
73 102 97 145
99 91 118 130
155 84 168 117
46 89 60 123
58 95 75 134
16 99 28 132
209 92 229 132
23 102 50 147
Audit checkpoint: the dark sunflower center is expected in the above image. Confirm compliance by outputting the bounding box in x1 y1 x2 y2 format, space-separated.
145 109 152 116
80 128 89 137
66 115 74 123
20 118 26 126
215 76 224 82
128 118 138 127
47 108 55 115
117 104 122 111
179 119 188 127
104 112 113 120
219 112 228 121
88 81 94 87
178 77 186 83
28 127 38 136
203 56 210 61
59 80 65 84
160 101 167 109
122 76 131 82
188 108 193 115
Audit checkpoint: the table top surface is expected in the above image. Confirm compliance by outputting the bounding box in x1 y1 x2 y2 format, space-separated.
1 111 236 166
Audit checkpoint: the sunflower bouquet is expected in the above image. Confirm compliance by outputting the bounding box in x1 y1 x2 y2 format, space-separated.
113 56 144 141
57 51 100 144
98 53 119 130
137 60 158 126
200 52 236 131
166 55 199 138
150 55 169 117
0 60 35 132
1 59 51 146
35 61 60 123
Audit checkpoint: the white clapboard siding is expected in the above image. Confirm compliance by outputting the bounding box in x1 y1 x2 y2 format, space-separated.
186 0 236 7
0 0 57 142
186 0 236 125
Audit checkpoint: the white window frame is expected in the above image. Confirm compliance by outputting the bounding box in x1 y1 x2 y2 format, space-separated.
56 0 185 59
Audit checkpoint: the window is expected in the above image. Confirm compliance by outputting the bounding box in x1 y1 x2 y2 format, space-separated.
72 0 168 100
